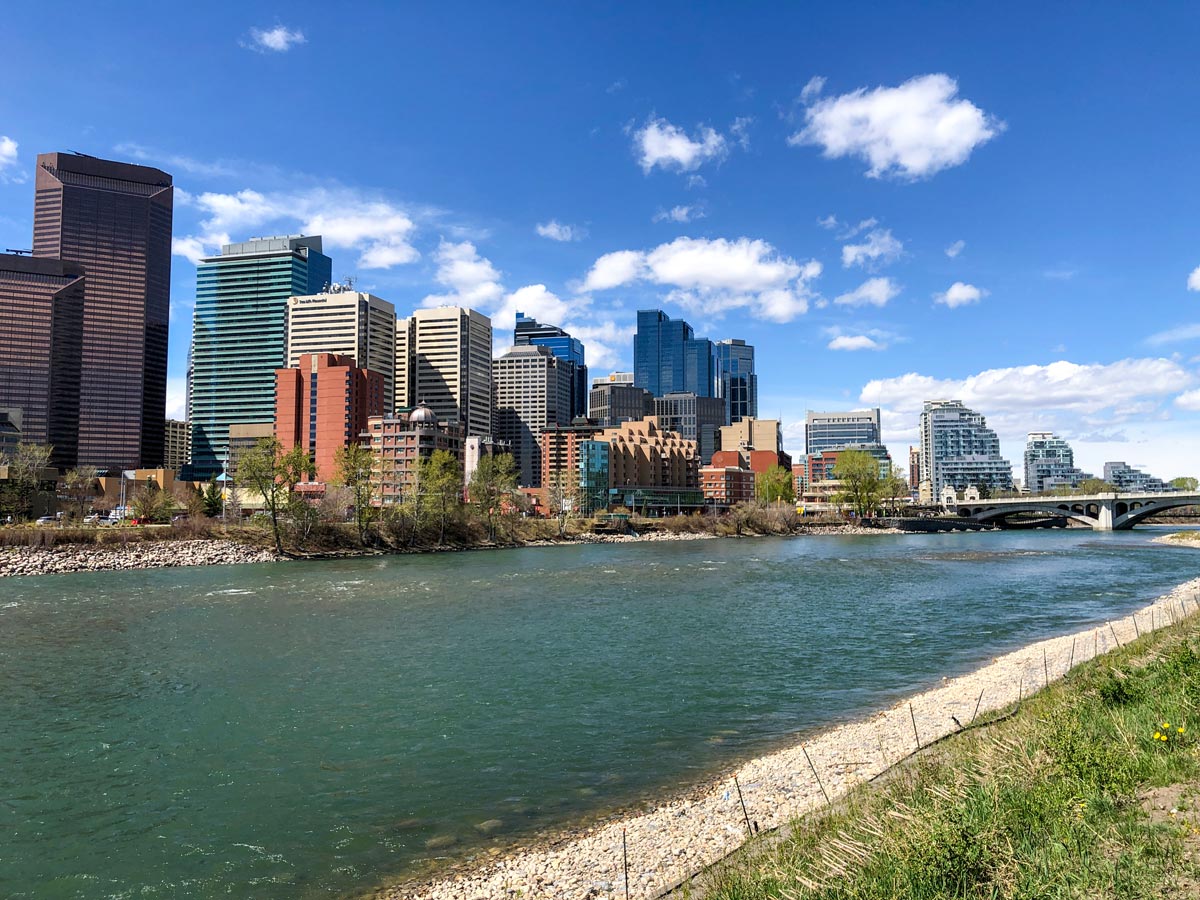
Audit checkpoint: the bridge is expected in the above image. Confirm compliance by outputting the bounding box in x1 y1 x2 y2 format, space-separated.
943 492 1200 531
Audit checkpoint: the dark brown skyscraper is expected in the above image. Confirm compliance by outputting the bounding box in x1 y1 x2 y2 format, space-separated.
32 153 173 470
0 254 85 467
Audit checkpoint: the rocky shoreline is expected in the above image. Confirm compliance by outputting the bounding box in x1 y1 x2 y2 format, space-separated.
0 525 903 577
382 576 1200 900
0 539 280 577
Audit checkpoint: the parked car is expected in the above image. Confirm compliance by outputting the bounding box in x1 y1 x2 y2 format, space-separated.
35 515 58 526
83 513 100 524
96 516 119 526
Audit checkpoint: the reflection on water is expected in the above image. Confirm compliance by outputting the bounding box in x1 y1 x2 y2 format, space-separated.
0 530 1196 898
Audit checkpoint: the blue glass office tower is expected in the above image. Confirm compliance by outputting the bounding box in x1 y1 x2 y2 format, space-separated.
513 312 588 420
190 235 332 479
715 339 757 423
634 309 716 399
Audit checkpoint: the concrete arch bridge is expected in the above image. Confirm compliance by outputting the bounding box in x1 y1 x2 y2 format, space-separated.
945 492 1200 531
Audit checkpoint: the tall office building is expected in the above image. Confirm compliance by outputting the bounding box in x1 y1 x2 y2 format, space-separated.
1024 432 1090 494
275 353 384 482
394 307 492 437
714 339 757 423
190 235 332 479
0 254 84 467
589 373 654 427
654 392 727 464
285 287 396 410
634 309 716 398
805 409 882 455
32 152 173 470
492 344 574 487
514 311 588 420
918 400 1013 494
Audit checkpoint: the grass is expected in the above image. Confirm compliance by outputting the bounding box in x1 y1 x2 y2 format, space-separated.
1164 531 1200 544
687 611 1200 899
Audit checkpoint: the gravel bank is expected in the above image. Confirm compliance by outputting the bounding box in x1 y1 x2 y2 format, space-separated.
387 576 1200 900
0 539 280 577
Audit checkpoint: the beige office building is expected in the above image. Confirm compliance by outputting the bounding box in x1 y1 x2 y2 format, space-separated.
718 417 784 454
286 287 396 411
395 306 492 437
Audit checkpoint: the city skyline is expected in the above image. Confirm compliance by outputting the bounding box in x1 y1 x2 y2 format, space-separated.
2 4 1199 477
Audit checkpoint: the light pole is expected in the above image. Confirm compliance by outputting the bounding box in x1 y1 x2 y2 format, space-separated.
221 445 229 527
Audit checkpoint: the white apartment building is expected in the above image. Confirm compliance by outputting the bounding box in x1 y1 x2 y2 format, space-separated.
919 399 1013 495
285 287 396 410
395 306 493 437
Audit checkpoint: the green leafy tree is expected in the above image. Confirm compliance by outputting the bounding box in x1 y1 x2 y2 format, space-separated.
470 453 518 542
1077 477 1118 494
237 438 313 553
1170 476 1199 492
834 449 883 519
880 465 910 514
422 449 463 545
334 442 377 543
755 465 796 504
131 483 176 523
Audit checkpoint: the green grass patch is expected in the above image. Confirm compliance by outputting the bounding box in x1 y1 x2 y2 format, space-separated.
694 611 1200 899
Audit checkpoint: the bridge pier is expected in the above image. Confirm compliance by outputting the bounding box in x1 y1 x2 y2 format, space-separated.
1094 501 1115 532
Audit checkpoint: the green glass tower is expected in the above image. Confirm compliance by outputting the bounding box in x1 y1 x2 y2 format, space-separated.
189 235 332 479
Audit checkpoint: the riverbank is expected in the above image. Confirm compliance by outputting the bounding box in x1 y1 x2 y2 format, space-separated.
0 523 902 577
383 575 1200 900
1154 530 1200 547
0 539 280 577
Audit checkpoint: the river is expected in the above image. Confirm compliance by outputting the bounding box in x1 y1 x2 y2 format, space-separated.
1 529 1196 898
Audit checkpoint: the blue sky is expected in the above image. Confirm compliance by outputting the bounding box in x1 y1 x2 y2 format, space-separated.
2 2 1199 480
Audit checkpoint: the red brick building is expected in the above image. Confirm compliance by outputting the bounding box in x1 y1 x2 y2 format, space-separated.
275 353 384 482
365 404 464 505
700 465 756 507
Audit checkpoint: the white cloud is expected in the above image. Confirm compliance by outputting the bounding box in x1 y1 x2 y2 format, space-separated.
244 25 306 53
1176 389 1200 411
562 320 634 372
834 276 900 308
817 214 839 230
166 377 188 421
730 116 753 150
1146 322 1200 346
172 186 420 270
422 240 504 308
842 228 903 268
790 73 1003 180
0 135 22 182
653 205 704 224
535 220 585 242
1044 268 1076 281
579 236 821 323
633 116 728 174
1188 266 1200 292
861 358 1192 425
582 250 647 292
113 142 238 178
829 334 883 351
800 76 826 103
935 281 987 308
945 239 965 258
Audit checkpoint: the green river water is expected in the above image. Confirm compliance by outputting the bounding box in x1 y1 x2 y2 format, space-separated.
1 529 1196 898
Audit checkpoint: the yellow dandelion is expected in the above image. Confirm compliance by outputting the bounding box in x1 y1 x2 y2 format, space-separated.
1180 727 1186 734
1155 732 1163 740
1163 722 1171 729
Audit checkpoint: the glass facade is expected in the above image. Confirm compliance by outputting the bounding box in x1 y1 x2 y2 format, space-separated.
513 312 588 420
577 440 610 515
714 339 757 423
919 400 1013 494
634 310 717 399
0 256 85 467
190 236 332 479
32 153 173 470
805 409 882 455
